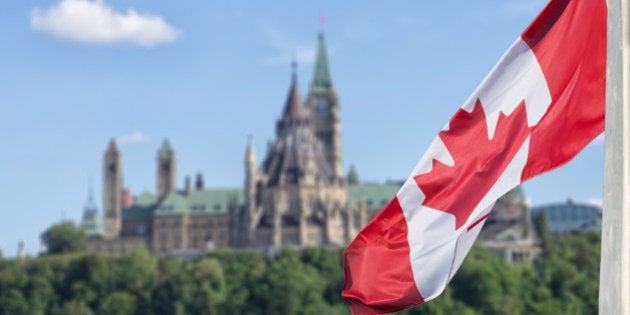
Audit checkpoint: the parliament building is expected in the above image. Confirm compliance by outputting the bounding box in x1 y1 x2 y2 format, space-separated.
81 33 536 260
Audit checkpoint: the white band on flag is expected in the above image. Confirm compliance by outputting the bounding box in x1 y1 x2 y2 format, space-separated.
399 37 550 301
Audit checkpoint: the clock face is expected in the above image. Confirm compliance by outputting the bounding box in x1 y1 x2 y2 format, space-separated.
316 98 329 114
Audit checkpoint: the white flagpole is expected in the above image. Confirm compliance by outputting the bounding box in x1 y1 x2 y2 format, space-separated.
600 0 630 313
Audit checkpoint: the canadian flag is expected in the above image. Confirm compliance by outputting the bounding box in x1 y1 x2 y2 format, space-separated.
342 0 606 314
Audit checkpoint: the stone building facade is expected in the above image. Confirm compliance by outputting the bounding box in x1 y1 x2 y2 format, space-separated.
479 186 537 263
82 33 365 255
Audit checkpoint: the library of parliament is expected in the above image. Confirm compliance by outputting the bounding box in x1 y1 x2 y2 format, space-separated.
81 33 535 261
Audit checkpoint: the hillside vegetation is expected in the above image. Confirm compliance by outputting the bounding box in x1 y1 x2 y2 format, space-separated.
0 232 600 315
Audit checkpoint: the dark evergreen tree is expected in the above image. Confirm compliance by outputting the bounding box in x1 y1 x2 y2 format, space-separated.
41 221 86 254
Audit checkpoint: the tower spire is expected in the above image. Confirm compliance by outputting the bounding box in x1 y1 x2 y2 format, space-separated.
311 32 333 94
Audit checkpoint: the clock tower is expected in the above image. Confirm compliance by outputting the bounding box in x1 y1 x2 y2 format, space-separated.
305 32 343 179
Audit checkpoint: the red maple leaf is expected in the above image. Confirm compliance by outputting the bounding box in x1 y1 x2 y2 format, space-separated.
414 99 530 230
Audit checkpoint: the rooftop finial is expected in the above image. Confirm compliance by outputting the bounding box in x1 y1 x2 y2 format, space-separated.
86 175 96 209
320 15 327 32
318 6 327 31
291 59 298 81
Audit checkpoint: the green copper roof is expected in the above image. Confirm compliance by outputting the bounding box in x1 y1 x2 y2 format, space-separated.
114 182 403 220
501 185 527 205
311 33 333 94
80 188 101 236
155 189 243 216
159 138 173 158
123 192 157 219
349 182 402 211
81 210 102 237
134 191 157 206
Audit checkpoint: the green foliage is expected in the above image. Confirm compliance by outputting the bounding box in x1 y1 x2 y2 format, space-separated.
300 247 346 306
346 164 359 185
0 289 30 315
98 291 137 315
207 249 267 314
56 300 95 315
534 211 551 253
256 248 328 314
185 257 226 314
0 233 601 315
41 221 86 254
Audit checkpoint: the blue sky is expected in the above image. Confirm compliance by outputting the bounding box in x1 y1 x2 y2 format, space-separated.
0 0 603 257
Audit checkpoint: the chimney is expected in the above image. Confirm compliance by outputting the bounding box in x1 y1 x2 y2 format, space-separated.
122 188 133 209
185 176 191 195
195 173 204 190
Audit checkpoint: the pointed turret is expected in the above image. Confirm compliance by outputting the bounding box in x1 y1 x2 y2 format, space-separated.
245 135 257 166
281 79 308 120
263 66 334 187
81 185 101 237
159 138 174 158
157 138 176 200
276 65 313 138
245 136 258 213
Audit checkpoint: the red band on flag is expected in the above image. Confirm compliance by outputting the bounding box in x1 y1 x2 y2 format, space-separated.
520 0 606 181
342 197 424 314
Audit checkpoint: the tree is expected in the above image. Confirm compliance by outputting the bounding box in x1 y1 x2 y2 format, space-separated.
186 258 226 315
300 247 345 307
257 249 327 315
0 289 30 314
114 247 158 311
533 211 551 253
208 249 266 314
41 221 86 255
346 164 359 185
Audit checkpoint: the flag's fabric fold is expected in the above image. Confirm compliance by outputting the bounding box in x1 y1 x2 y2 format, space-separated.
342 0 606 314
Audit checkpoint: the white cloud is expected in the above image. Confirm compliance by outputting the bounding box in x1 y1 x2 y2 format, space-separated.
118 131 150 145
30 0 179 47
